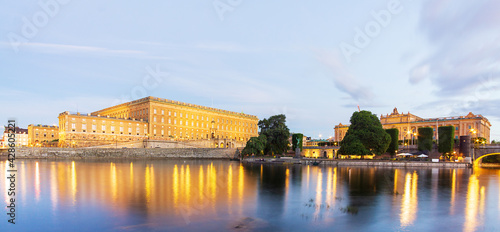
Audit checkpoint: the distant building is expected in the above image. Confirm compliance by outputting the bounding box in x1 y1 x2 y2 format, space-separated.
28 124 59 147
2 127 28 147
59 96 259 148
334 108 491 143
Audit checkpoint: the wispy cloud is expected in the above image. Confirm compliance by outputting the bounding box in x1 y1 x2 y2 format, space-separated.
410 0 500 97
315 50 375 104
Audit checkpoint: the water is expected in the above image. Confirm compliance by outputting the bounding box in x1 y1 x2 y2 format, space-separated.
1 159 499 232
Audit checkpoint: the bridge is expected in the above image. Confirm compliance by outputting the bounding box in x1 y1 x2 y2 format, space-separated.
473 145 500 167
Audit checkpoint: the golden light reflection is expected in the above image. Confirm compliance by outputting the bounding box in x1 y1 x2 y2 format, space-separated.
199 166 204 199
228 165 233 214
326 167 332 205
35 161 40 202
450 169 456 214
130 162 134 187
464 174 480 232
285 168 290 211
228 165 233 200
210 163 217 210
238 164 244 215
400 171 418 227
71 161 76 204
315 168 323 218
185 165 190 204
110 162 117 201
145 166 151 203
173 165 179 206
51 163 58 212
394 169 398 194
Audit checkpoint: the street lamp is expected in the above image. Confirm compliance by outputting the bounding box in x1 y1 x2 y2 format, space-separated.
469 129 477 162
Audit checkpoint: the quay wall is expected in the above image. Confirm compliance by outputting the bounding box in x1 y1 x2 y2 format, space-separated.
314 160 469 168
2 147 237 159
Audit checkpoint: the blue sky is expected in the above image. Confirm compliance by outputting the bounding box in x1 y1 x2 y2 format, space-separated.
1 0 499 141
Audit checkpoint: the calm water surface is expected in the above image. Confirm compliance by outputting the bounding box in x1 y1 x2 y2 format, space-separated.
1 159 499 232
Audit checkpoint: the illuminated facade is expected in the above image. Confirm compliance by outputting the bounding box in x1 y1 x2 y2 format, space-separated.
28 124 59 147
58 112 148 147
334 108 491 143
59 96 259 148
2 127 28 147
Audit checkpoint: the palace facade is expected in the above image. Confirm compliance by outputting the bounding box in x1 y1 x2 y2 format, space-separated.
28 124 59 146
59 96 259 148
334 108 491 143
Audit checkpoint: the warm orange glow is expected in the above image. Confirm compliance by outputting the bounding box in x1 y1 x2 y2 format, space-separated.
464 174 480 232
400 171 418 227
51 163 58 212
145 166 151 203
35 161 41 202
185 165 190 204
450 169 456 214
173 165 179 206
110 162 117 201
71 161 76 204
314 168 323 218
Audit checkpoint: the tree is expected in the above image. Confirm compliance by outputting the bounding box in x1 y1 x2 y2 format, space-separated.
292 133 303 151
242 134 267 156
438 126 455 156
258 114 290 156
418 127 433 154
385 128 399 157
338 110 391 158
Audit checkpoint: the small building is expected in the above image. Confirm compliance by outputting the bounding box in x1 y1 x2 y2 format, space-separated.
2 127 28 147
28 124 59 147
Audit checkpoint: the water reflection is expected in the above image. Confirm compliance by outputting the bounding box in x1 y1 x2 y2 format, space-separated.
400 171 418 227
0 159 499 232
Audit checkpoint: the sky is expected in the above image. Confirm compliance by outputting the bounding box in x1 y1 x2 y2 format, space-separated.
1 0 499 141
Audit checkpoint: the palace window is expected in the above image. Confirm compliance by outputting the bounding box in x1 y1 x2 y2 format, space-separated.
186 113 188 118
161 117 164 123
120 127 123 132
154 117 157 122
71 123 76 129
92 125 97 130
102 125 106 131
128 128 132 133
168 111 171 116
168 118 171 124
82 124 87 130
180 113 183 117
111 126 115 131
154 109 157 114
161 110 164 115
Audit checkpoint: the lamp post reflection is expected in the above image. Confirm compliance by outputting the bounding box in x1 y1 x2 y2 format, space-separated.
400 171 418 227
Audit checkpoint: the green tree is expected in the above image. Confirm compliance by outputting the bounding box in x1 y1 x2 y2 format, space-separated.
292 133 303 151
418 127 433 153
438 126 455 156
338 110 391 158
242 134 267 156
385 128 399 157
258 114 290 156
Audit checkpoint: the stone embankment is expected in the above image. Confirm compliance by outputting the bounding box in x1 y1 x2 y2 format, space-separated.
317 159 469 168
5 147 237 159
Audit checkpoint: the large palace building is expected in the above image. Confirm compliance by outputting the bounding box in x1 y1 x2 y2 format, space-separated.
59 96 259 148
334 108 491 143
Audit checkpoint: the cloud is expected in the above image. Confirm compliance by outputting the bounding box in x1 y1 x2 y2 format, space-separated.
411 0 500 96
315 51 375 104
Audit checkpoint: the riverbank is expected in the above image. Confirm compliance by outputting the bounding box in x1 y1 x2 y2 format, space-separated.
1 147 237 159
242 157 471 168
